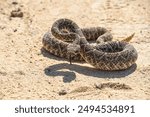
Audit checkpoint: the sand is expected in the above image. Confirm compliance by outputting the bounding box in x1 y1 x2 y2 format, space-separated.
0 0 150 100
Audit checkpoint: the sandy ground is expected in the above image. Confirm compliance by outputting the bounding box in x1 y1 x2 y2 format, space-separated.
0 0 150 100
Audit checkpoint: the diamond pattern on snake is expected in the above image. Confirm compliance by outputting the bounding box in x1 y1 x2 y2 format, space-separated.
42 18 138 70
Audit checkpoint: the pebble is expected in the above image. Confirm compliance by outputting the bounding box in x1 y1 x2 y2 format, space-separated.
13 29 17 32
10 8 23 18
12 1 18 5
58 90 67 96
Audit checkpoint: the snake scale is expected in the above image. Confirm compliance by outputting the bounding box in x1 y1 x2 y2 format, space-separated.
42 18 138 70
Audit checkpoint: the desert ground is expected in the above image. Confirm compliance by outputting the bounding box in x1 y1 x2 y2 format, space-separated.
0 0 150 99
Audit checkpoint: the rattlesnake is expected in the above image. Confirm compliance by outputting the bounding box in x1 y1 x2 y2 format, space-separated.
42 18 138 70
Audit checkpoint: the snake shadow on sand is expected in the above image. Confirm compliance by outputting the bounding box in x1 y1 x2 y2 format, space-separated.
42 48 137 83
44 62 137 83
42 47 137 83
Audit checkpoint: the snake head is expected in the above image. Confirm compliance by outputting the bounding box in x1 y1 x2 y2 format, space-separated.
67 44 81 64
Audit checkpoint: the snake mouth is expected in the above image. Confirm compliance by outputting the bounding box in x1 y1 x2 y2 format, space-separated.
67 49 80 65
67 44 81 64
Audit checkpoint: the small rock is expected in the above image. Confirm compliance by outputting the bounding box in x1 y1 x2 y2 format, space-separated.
12 1 18 5
94 83 104 90
10 8 23 18
13 29 17 32
58 90 67 96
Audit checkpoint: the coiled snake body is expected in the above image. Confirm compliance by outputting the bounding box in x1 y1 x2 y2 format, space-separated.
42 18 138 70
